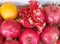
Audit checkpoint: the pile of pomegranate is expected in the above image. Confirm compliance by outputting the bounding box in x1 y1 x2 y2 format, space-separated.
0 0 60 44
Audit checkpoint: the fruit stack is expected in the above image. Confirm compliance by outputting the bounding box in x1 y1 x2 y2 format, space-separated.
0 0 60 44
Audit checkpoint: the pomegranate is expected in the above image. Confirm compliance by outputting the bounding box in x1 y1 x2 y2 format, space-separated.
4 40 20 44
44 4 60 25
0 34 3 44
29 1 42 10
18 6 34 28
29 1 46 33
41 26 59 44
57 39 60 44
35 21 46 34
29 1 45 22
17 17 34 28
18 1 45 28
19 7 29 18
1 20 21 38
31 8 45 22
19 28 40 44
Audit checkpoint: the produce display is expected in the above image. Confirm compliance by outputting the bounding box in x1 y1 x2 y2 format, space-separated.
44 4 60 25
1 20 21 38
41 26 59 44
0 0 60 44
19 28 40 44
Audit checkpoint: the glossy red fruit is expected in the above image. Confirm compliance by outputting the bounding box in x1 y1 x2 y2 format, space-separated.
19 28 40 44
41 26 59 44
4 40 20 44
0 34 3 44
44 5 60 25
35 21 46 34
57 39 60 44
18 17 34 28
1 20 21 38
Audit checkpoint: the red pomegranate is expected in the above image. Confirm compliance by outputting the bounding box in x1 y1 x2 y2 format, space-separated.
44 4 60 25
31 8 45 22
4 40 20 44
41 26 59 44
18 6 34 28
17 17 34 28
29 1 46 34
29 1 42 10
35 21 46 34
19 7 29 18
19 28 40 44
1 20 21 38
57 39 60 44
18 1 45 28
29 1 45 22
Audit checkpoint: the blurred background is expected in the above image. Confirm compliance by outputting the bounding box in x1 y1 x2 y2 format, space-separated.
0 0 60 6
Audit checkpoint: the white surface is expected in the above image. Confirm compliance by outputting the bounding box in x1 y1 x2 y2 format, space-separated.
0 0 60 6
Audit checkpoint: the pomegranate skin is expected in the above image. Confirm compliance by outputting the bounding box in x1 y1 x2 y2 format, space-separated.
44 5 60 25
0 34 3 44
1 20 21 38
4 40 20 44
41 26 59 44
19 28 40 44
57 39 60 44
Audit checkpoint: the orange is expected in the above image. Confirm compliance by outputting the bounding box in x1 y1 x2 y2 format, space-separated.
0 7 0 14
0 2 18 19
